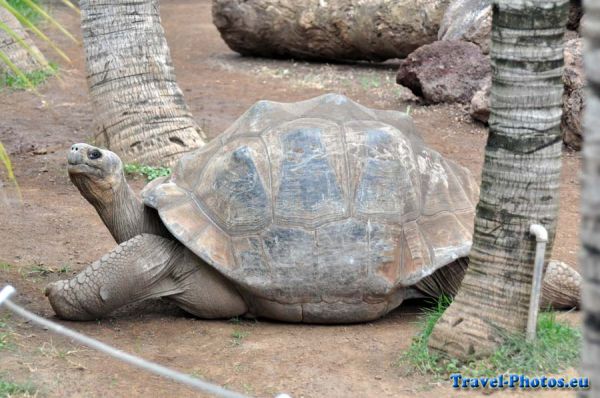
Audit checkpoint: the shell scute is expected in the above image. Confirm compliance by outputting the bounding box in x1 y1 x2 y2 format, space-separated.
265 119 348 228
194 137 272 235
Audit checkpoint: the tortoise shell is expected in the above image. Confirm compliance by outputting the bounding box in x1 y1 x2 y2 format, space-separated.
142 94 478 320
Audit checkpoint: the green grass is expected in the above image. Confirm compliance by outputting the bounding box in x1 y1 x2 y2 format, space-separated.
230 330 249 346
0 316 10 351
359 74 381 90
400 294 453 375
6 0 41 23
0 63 57 90
124 163 171 181
399 297 581 378
0 377 36 397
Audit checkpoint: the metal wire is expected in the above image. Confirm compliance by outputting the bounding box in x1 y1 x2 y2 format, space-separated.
0 285 252 398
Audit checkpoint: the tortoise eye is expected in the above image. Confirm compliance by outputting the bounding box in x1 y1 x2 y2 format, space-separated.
88 149 102 160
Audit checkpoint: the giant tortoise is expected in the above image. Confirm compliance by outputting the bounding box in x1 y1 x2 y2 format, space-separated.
45 94 580 323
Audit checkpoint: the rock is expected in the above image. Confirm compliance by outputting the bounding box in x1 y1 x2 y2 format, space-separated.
396 41 491 105
470 76 491 123
567 0 583 31
438 0 492 54
562 38 584 150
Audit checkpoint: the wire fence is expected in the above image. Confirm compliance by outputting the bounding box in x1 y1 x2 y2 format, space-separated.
0 285 292 398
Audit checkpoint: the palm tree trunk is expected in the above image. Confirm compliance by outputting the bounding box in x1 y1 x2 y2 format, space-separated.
0 7 47 74
581 0 600 395
80 0 206 166
428 0 568 360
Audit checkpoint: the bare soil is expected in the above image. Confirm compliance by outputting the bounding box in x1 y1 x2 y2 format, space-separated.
0 1 582 397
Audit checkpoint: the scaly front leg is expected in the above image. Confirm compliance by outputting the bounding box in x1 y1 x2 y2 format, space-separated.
45 234 184 320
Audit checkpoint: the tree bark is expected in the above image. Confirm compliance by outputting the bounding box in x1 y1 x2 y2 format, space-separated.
212 0 450 62
428 0 568 360
0 7 47 74
80 0 206 167
580 1 600 395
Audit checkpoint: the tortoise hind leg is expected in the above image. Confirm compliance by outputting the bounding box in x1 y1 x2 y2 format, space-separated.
415 258 581 309
45 234 247 320
414 258 469 298
166 248 248 319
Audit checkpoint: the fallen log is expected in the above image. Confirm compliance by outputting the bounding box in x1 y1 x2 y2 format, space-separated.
212 0 450 62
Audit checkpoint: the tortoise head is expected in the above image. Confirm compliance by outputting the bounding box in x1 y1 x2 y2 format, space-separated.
67 143 124 205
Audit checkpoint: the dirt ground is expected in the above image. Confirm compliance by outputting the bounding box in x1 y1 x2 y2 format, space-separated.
0 1 583 397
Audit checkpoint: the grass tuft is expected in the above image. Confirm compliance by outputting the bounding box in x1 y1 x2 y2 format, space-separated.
400 295 452 375
6 0 41 23
0 377 36 397
399 297 581 377
230 330 249 346
124 163 171 181
0 63 57 90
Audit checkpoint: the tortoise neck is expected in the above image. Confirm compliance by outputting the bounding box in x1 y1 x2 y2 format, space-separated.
98 178 148 243
73 172 169 244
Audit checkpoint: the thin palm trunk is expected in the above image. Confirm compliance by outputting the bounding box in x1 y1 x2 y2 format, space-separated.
581 1 600 395
0 7 47 74
80 0 206 166
428 0 568 359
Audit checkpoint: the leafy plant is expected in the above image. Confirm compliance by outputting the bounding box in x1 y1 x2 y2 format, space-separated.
0 0 77 204
399 294 452 375
0 377 36 397
124 163 171 181
6 0 40 22
1 60 56 89
230 330 249 346
0 0 78 90
399 297 581 378
0 141 21 204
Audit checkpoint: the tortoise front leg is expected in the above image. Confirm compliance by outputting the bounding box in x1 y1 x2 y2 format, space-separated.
45 234 184 320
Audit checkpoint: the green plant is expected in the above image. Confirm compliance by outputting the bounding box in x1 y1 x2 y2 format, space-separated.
0 0 78 90
6 0 40 22
124 163 171 181
0 377 35 397
26 263 54 277
1 61 56 89
230 330 249 346
399 299 581 378
359 74 381 90
399 294 452 375
0 333 8 350
0 141 21 204
0 262 10 271
58 264 71 274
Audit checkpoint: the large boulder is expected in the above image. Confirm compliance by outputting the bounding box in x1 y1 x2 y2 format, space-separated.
396 40 490 104
562 38 584 150
567 0 583 31
438 0 491 54
470 76 491 123
212 0 450 62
